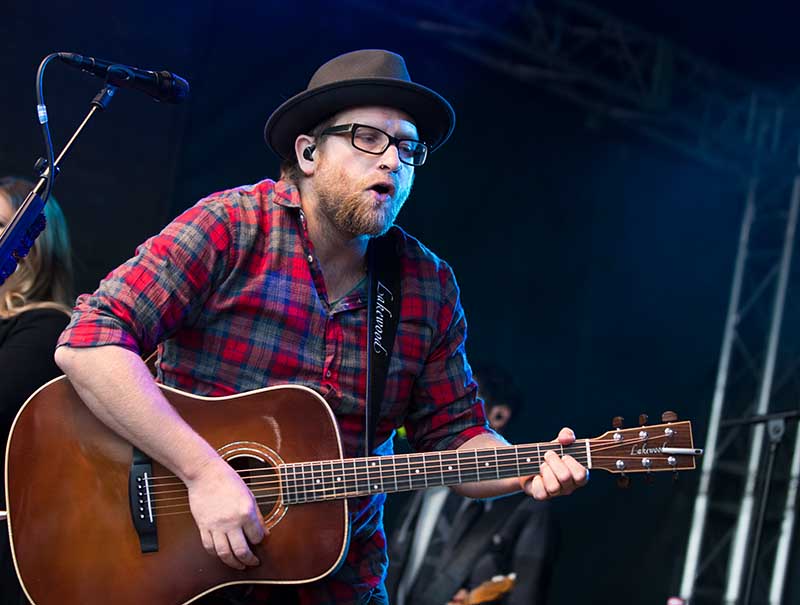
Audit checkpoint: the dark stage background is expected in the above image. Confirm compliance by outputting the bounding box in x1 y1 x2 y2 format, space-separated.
2 1 800 603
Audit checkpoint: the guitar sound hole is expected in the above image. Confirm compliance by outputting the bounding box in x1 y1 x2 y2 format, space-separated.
228 455 280 516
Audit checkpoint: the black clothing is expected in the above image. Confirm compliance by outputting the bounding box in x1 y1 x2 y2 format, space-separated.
386 491 556 605
0 308 69 605
0 308 69 453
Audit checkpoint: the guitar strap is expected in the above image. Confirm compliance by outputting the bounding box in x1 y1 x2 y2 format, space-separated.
365 231 402 456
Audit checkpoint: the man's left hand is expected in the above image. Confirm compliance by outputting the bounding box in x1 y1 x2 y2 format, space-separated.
521 427 589 500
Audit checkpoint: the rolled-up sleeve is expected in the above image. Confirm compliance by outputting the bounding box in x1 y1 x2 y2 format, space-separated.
57 197 235 354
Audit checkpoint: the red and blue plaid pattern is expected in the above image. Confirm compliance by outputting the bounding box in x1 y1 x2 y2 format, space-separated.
58 179 490 603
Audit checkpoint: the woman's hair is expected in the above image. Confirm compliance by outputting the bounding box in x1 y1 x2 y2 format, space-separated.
0 177 74 318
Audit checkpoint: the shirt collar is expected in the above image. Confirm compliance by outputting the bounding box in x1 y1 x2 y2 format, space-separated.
271 179 302 209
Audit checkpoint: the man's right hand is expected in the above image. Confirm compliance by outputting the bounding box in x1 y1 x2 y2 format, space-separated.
186 456 267 570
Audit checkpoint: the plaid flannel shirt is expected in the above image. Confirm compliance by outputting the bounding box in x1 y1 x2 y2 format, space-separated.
57 179 490 604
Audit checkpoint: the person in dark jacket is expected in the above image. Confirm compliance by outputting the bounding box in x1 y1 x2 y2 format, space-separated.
386 363 557 605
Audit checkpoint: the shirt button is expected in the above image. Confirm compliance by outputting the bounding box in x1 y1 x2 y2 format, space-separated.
325 370 332 378
307 254 314 263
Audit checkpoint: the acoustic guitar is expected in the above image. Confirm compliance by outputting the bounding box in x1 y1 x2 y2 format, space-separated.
5 376 701 605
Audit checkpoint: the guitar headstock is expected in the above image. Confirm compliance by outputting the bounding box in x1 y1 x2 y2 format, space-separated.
588 411 701 479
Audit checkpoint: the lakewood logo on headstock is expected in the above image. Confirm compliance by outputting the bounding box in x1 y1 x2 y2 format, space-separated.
630 442 667 456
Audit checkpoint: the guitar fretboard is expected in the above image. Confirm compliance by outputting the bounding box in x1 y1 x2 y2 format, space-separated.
279 441 589 504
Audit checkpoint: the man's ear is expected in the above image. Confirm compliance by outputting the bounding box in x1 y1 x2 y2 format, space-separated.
295 134 317 176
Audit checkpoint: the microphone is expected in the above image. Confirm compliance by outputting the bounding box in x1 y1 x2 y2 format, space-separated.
57 52 190 104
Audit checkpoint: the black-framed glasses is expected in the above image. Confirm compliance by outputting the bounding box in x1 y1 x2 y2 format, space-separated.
319 123 428 166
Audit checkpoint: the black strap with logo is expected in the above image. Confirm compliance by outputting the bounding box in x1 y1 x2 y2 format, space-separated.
365 232 402 456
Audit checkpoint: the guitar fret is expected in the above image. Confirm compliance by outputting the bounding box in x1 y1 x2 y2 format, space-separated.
296 463 303 503
292 463 300 505
440 451 459 486
327 460 336 500
480 449 496 482
400 454 412 492
287 464 294 504
457 450 479 484
370 458 382 493
311 462 320 500
344 459 357 497
517 446 537 477
363 458 371 495
316 462 325 501
378 457 388 493
320 461 329 498
337 459 345 498
537 443 542 474
281 464 289 505
494 448 500 480
279 465 288 505
295 463 302 503
307 462 316 501
391 456 399 493
408 455 425 490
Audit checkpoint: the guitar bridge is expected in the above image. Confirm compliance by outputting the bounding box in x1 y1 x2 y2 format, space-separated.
129 447 159 553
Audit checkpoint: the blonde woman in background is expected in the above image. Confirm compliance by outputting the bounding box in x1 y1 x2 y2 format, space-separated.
0 176 74 604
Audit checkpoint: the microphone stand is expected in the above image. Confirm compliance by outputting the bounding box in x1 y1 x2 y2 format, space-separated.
719 409 800 605
0 83 118 284
0 83 118 520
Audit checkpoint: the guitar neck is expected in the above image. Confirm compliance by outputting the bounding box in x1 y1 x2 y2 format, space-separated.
278 441 588 504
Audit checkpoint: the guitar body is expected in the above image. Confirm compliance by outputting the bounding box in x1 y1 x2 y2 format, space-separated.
5 376 348 605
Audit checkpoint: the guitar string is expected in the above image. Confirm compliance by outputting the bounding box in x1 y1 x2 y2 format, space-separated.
147 448 689 516
142 440 594 484
141 442 670 503
142 435 669 491
142 434 676 496
144 445 595 497
138 423 684 484
145 452 596 503
149 452 688 520
150 458 596 517
146 450 683 514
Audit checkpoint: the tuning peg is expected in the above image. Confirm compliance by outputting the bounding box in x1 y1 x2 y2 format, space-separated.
662 411 678 423
617 474 631 489
612 416 624 429
639 413 649 425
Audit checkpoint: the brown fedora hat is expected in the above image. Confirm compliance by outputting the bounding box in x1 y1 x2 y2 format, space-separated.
264 49 455 160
